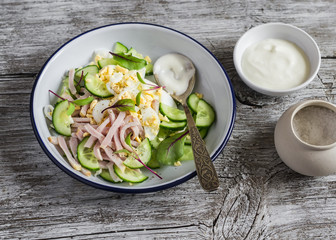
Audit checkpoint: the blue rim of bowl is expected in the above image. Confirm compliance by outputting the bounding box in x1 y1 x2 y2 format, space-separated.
30 22 236 193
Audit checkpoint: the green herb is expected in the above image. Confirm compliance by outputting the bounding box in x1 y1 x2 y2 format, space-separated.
135 91 142 106
114 99 136 112
125 132 132 146
49 89 65 101
72 96 94 106
156 131 188 165
143 86 165 91
75 71 84 87
48 89 93 106
101 99 136 113
136 71 166 91
109 52 147 70
136 72 146 84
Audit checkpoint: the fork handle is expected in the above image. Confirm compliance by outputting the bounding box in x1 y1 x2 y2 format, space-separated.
183 103 219 191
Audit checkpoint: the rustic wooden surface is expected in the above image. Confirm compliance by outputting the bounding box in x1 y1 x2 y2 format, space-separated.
1 0 336 239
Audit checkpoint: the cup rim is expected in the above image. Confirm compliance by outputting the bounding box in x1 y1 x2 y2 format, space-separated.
290 100 336 149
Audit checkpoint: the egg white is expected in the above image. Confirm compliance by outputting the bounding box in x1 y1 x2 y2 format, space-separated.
140 107 160 141
92 65 177 141
143 79 176 108
92 99 110 123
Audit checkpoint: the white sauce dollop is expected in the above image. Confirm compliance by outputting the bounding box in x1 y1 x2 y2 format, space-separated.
241 38 310 90
153 53 195 96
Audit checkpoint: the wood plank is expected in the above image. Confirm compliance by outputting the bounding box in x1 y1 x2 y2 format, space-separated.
1 0 336 239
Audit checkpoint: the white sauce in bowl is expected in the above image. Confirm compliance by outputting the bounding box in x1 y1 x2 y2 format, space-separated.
241 38 310 90
153 53 195 96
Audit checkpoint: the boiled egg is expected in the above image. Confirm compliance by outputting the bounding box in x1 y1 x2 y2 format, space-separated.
92 99 110 124
140 106 160 140
143 79 176 108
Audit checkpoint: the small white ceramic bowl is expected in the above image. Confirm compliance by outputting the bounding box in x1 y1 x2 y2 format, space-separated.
30 23 236 193
233 23 321 96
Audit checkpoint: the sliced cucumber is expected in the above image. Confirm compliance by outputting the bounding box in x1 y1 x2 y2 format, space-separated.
52 100 73 136
100 169 120 183
77 136 100 171
84 74 113 98
160 120 187 131
145 63 153 75
185 127 209 145
178 145 194 161
159 103 186 122
97 58 119 69
123 138 151 169
187 93 200 113
195 99 216 127
75 65 99 79
126 47 143 59
59 77 69 95
114 165 148 183
114 42 128 54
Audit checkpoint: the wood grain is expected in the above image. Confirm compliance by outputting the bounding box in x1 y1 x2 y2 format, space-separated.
1 0 336 239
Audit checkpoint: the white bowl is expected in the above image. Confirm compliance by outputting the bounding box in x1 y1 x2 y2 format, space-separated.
30 23 236 193
233 23 321 96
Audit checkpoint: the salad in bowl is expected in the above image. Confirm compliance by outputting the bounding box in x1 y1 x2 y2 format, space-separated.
44 42 216 185
31 23 236 193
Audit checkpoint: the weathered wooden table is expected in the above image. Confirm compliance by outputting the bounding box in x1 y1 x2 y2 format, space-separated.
1 1 336 239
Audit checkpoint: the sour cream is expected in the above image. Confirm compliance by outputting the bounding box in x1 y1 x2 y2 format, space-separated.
153 53 195 96
241 38 310 90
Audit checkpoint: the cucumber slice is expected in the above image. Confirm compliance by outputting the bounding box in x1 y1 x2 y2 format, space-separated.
114 42 128 54
84 74 113 98
97 58 119 69
75 65 99 79
52 100 73 136
126 47 143 59
178 145 194 161
160 120 187 131
77 136 100 171
187 93 200 113
123 138 151 169
145 63 153 75
195 99 216 127
114 165 148 183
100 169 120 183
159 103 186 122
185 127 209 145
